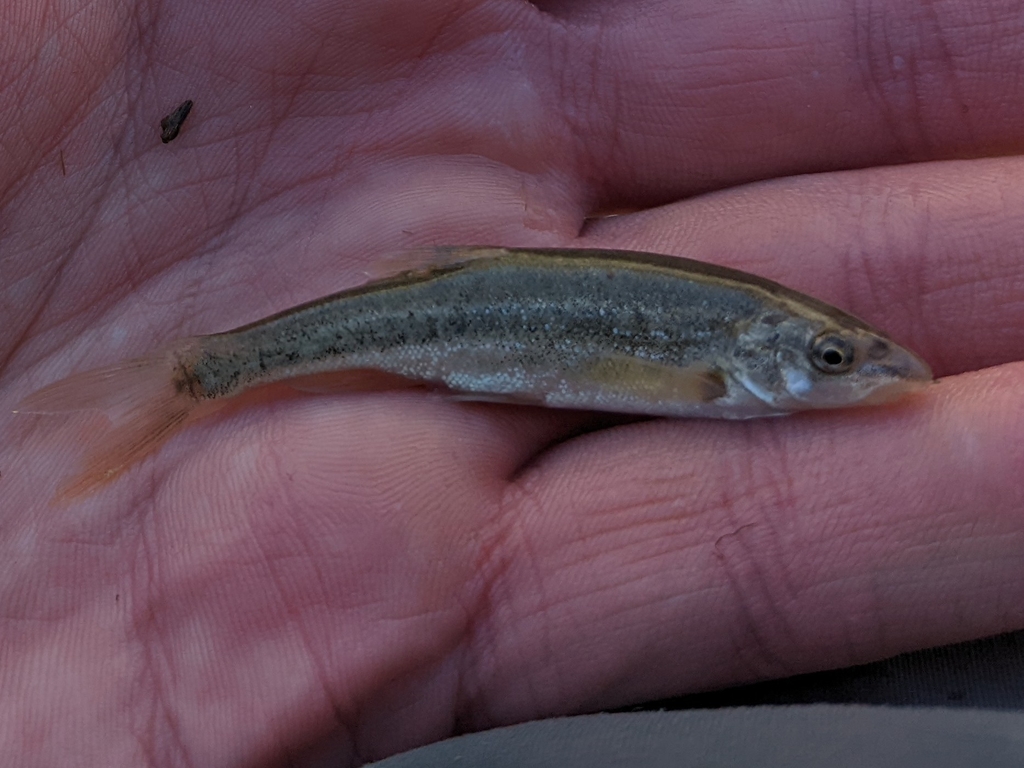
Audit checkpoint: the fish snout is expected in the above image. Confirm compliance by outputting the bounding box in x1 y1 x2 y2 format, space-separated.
880 344 933 384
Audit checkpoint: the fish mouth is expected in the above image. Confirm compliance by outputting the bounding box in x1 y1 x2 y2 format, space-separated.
858 376 932 406
857 346 934 405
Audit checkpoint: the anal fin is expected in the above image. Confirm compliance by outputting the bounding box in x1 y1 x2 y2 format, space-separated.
287 369 428 395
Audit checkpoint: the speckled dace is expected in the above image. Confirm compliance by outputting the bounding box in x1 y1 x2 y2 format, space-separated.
17 246 932 498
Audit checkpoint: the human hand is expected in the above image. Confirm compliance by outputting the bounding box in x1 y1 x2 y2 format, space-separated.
3 1 1023 765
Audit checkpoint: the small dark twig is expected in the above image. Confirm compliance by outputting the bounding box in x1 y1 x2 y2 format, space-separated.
160 99 194 143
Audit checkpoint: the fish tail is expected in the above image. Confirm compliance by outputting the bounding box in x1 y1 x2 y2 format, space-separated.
16 339 205 499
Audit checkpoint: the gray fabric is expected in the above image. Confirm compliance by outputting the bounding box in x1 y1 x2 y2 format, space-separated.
368 705 1024 767
657 630 1024 710
368 631 1024 767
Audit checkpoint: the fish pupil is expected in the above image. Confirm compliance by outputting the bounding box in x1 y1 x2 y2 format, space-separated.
822 349 844 366
810 333 856 374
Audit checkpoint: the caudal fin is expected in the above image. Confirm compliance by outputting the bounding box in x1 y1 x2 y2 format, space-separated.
16 342 202 500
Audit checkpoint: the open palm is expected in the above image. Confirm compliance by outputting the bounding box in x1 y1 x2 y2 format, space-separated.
3 1 1024 765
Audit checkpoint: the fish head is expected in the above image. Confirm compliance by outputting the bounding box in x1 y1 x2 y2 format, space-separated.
731 309 933 412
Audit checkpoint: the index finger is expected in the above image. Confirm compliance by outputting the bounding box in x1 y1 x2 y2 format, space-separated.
532 0 1024 202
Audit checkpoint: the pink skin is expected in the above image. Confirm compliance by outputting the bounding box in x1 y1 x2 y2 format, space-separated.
2 0 1024 764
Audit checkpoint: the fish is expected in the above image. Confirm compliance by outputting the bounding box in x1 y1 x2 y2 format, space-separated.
15 246 932 498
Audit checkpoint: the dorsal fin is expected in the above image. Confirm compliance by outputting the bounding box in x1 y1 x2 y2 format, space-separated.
361 246 511 281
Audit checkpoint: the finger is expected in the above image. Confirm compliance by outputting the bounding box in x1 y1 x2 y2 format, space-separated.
534 0 1024 202
460 362 1024 727
582 155 1024 377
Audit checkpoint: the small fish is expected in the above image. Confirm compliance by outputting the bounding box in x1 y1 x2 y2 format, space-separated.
160 99 193 143
16 246 932 497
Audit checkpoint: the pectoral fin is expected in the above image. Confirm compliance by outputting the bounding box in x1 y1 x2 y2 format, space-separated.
582 355 727 404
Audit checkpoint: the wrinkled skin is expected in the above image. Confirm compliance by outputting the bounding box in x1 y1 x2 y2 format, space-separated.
3 1 1024 765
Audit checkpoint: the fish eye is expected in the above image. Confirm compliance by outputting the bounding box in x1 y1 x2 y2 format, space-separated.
810 333 856 374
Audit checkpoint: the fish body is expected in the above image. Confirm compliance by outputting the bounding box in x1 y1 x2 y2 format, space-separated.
186 247 929 417
18 246 932 496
